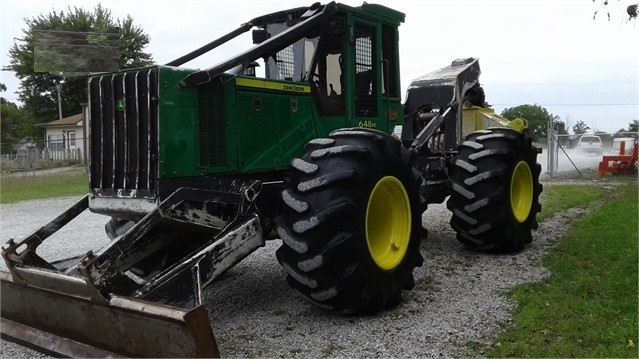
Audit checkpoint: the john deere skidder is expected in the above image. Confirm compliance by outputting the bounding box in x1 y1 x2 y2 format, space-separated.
1 2 542 357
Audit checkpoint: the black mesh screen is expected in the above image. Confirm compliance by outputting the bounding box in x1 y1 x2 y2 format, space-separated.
198 81 226 167
354 25 377 117
276 45 295 80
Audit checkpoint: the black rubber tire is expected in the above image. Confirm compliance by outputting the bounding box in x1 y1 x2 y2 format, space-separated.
275 128 424 314
447 128 543 253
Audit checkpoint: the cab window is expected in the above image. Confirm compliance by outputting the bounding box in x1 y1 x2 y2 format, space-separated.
354 24 377 117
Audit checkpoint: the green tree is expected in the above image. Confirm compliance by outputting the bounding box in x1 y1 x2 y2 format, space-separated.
572 120 591 135
1 83 33 153
615 120 639 138
554 120 568 135
500 104 557 142
5 4 153 125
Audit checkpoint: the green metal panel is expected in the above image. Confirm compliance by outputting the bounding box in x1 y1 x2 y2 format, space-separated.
277 95 317 162
236 92 279 170
157 66 200 178
313 116 353 137
157 70 320 178
158 69 240 179
197 77 238 175
337 3 405 26
235 77 316 172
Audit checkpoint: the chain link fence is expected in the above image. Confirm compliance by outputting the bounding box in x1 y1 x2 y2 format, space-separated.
545 117 638 177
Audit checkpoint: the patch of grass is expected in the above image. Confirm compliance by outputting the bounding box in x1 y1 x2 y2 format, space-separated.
416 275 440 293
444 257 463 274
444 255 478 274
489 182 638 358
390 306 407 319
538 184 607 221
322 343 344 358
0 170 87 204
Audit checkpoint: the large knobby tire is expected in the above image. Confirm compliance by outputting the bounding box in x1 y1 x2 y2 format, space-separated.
447 128 542 253
275 128 424 314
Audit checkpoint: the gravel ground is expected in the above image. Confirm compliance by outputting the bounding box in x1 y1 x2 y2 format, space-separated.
0 179 595 358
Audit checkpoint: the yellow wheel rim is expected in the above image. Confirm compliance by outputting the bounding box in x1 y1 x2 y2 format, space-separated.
365 176 411 271
510 161 533 223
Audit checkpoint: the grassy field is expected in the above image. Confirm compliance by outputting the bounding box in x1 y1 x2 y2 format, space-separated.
537 183 607 221
489 180 639 358
0 169 88 204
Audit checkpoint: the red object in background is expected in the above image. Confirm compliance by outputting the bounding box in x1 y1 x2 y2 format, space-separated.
598 141 638 176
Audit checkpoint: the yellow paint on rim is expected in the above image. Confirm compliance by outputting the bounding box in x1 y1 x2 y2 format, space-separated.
510 161 533 223
365 176 411 271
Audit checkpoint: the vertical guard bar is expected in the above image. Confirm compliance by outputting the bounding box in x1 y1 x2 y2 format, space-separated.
146 69 152 191
134 71 141 190
98 76 105 189
122 72 129 190
110 74 117 189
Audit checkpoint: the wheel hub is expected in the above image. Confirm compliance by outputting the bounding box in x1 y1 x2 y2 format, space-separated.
366 176 411 270
510 161 533 223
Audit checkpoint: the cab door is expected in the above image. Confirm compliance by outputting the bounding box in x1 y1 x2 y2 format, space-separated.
350 19 402 134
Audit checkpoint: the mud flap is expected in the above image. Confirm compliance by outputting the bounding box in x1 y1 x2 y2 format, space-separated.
1 271 219 357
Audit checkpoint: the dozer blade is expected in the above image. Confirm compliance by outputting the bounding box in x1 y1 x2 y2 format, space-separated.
0 271 219 357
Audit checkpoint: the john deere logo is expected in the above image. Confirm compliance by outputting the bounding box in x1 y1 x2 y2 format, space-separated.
116 100 125 111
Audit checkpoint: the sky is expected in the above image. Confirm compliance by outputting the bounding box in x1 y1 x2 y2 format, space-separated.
1 0 638 134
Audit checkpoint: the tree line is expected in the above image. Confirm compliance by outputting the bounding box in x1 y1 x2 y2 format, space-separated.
2 3 637 154
1 4 152 153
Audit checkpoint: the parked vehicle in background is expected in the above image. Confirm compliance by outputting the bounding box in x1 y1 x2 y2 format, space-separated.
577 135 603 155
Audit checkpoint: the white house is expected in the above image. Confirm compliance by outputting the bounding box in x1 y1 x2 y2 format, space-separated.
39 112 86 161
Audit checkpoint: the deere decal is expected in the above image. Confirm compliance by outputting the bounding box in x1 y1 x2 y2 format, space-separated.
235 78 310 93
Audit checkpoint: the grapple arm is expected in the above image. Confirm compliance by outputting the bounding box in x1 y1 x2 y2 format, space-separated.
1 182 267 357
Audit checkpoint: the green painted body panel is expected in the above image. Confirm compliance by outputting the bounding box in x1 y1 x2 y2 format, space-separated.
337 3 405 25
156 66 200 178
157 70 325 178
157 68 238 178
235 80 317 172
